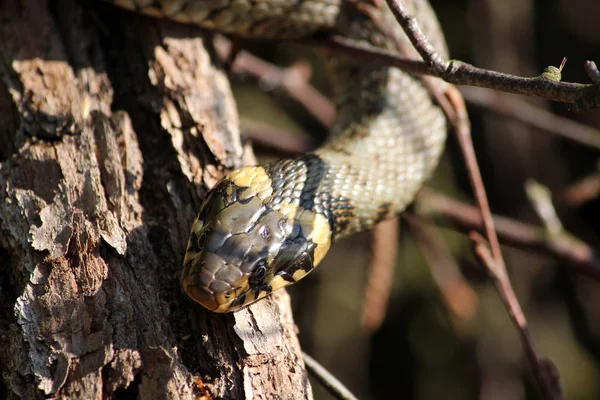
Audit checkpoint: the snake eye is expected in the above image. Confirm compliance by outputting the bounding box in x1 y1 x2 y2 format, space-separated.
251 260 268 282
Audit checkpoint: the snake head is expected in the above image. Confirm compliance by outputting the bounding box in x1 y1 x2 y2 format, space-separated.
181 166 332 312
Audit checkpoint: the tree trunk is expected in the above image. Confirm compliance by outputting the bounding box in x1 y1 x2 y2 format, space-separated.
0 1 310 398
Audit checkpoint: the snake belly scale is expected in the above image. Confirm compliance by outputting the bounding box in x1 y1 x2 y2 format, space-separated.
105 0 449 312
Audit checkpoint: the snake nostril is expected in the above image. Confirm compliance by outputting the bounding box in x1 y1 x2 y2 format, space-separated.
277 218 287 233
259 226 270 239
215 265 243 285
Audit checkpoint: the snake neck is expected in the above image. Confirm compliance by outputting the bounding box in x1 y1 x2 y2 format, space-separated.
259 2 449 241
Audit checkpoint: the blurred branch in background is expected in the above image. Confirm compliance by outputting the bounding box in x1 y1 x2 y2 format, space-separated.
561 161 600 207
303 351 360 400
461 86 600 150
214 36 335 128
416 189 600 281
403 213 479 323
240 117 315 155
361 219 399 333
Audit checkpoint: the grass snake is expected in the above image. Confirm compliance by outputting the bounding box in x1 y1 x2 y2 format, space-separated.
105 0 449 312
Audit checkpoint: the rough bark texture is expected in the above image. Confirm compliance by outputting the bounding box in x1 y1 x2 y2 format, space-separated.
0 0 310 398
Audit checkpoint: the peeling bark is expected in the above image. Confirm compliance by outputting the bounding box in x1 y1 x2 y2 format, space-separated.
0 1 310 398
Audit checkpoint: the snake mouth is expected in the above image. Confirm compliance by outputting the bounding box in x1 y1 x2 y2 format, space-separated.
182 278 268 313
181 244 255 312
181 268 250 312
182 283 221 311
181 255 264 312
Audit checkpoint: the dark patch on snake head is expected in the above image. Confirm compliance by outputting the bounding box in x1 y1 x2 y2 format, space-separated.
269 228 318 285
285 251 316 275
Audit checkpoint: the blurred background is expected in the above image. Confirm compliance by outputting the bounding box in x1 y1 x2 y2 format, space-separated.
226 1 600 399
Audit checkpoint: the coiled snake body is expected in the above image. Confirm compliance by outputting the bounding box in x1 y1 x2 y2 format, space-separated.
107 0 449 312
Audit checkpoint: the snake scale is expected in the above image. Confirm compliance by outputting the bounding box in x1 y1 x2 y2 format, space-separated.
106 0 449 312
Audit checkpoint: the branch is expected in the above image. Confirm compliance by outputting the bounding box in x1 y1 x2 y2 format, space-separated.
302 352 359 400
382 2 563 397
470 233 563 400
315 35 600 111
561 162 600 207
416 189 600 281
440 86 558 398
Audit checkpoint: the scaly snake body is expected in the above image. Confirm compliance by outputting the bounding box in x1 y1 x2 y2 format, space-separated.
106 0 449 312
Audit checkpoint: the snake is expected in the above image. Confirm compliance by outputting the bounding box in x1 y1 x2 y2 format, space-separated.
105 0 449 312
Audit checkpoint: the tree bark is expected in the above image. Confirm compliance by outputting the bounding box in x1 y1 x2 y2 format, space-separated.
0 1 310 398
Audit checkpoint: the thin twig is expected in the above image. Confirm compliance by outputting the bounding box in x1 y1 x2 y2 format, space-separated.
440 87 548 384
384 0 447 72
321 34 430 73
443 85 503 265
309 34 600 111
302 352 359 400
417 189 600 281
451 83 561 400
469 233 563 400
